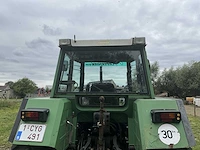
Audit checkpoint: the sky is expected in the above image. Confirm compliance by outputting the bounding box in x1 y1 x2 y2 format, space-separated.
1 0 200 87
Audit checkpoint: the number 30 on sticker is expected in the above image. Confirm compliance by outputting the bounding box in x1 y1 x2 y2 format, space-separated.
158 124 180 145
161 130 173 139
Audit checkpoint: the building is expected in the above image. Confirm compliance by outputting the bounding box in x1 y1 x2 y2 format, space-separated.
0 85 15 99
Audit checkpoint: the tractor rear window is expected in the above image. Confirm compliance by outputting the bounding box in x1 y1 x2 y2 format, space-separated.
57 50 148 94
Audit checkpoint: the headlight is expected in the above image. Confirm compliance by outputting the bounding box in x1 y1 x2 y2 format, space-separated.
59 39 71 46
119 97 125 106
80 97 90 106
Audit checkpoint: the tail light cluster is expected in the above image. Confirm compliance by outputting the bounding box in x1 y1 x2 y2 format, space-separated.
21 108 49 122
151 109 181 123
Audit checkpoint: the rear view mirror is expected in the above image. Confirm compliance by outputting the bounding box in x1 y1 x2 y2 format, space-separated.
62 60 68 71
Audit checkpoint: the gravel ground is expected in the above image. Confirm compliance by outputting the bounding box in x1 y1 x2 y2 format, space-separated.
184 104 200 116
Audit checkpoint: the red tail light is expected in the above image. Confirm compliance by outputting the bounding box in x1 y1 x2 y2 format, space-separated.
24 112 39 118
151 110 181 123
21 108 49 122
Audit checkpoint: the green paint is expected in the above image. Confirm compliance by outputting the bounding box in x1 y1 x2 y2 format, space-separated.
131 99 190 150
13 98 73 150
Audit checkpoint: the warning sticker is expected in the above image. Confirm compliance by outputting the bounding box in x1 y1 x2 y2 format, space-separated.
85 62 126 66
158 124 180 145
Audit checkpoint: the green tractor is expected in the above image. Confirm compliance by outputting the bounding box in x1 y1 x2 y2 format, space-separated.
9 37 195 150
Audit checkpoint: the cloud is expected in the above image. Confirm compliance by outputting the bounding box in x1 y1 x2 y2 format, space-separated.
13 48 24 57
0 0 200 87
25 38 54 49
43 24 61 36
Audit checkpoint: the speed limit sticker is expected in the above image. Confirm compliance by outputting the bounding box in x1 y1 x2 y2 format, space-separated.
158 124 180 145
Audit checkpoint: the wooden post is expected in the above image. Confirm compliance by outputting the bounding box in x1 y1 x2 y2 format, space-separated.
194 101 196 117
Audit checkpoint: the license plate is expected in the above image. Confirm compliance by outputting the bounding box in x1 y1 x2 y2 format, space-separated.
15 124 46 142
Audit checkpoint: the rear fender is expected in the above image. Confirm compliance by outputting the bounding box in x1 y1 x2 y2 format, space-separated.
128 98 195 150
11 98 73 150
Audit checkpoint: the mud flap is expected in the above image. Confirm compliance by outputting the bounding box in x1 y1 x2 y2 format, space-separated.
176 99 196 147
9 99 28 143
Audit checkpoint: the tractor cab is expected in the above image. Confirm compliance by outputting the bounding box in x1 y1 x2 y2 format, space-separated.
51 37 153 98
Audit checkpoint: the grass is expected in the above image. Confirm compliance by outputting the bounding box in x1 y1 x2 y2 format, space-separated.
189 115 200 150
0 100 21 149
0 100 200 149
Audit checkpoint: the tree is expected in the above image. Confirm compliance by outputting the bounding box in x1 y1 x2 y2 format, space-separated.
155 67 180 96
12 78 38 98
150 61 159 88
175 62 200 97
155 61 200 98
5 81 14 88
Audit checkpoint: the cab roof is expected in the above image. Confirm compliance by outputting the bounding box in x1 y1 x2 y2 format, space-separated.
59 37 146 47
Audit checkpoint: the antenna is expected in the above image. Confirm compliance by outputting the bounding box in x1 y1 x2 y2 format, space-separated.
74 35 76 43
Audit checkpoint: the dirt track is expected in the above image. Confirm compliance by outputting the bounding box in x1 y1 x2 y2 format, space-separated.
184 105 200 116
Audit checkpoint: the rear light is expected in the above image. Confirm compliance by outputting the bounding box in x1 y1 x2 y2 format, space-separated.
21 108 49 122
151 110 181 123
